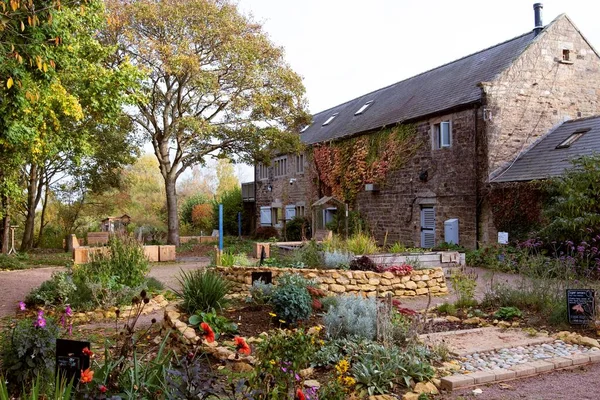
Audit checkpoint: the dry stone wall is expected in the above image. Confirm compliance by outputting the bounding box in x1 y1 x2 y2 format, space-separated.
217 266 447 298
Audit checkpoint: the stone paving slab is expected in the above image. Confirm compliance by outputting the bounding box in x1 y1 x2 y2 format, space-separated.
441 354 600 391
421 327 554 356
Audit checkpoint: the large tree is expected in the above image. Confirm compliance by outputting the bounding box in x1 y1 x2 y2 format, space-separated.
106 0 309 244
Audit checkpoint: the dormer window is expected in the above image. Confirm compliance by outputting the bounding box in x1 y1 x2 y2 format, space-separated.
555 128 590 149
354 101 373 115
322 113 338 126
300 124 311 133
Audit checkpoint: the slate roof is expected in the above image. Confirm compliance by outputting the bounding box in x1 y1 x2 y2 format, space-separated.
491 116 600 183
301 31 538 145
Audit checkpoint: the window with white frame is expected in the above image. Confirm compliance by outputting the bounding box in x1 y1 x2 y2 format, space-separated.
296 153 304 174
257 163 269 180
274 157 288 177
433 121 452 149
260 207 272 226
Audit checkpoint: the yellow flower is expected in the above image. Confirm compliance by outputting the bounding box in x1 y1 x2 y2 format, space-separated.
335 359 350 375
269 360 276 365
342 376 356 387
319 340 325 345
269 312 276 317
279 319 286 324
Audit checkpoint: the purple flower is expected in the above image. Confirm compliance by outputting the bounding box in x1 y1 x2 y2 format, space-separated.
35 316 46 328
18 301 26 311
68 323 73 336
65 305 73 317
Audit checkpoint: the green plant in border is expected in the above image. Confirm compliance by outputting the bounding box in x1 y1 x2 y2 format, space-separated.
494 306 523 320
188 309 238 339
450 268 478 308
175 268 231 314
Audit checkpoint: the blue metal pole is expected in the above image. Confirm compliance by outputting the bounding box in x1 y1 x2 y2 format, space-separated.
219 204 223 251
237 212 242 239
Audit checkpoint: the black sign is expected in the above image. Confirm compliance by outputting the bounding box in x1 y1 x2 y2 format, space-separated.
567 289 595 325
56 339 91 385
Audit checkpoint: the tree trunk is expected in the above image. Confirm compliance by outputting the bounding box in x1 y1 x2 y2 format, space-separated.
165 175 180 246
21 164 44 251
0 195 9 254
36 175 50 248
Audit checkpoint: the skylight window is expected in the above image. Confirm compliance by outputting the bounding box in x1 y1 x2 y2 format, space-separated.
555 128 590 149
322 113 339 126
354 101 373 115
300 124 311 133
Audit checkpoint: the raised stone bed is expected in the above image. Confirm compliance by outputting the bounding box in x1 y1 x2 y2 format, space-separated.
216 266 448 298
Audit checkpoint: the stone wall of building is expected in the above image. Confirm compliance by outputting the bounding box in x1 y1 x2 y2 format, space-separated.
356 108 482 249
216 266 448 298
480 15 600 241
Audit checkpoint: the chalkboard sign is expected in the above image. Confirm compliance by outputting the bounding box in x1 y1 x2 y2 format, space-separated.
56 339 91 385
567 289 595 325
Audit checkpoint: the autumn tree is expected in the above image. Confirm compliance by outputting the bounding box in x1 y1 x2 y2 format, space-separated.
106 0 309 245
215 158 239 198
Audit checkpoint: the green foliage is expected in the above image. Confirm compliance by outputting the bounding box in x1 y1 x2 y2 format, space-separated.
450 269 478 308
294 240 323 268
0 254 25 270
219 251 252 267
271 274 313 324
542 155 600 243
320 296 339 312
323 295 377 340
83 235 149 288
437 302 457 316
26 271 77 306
284 216 311 241
248 280 274 305
323 250 354 269
188 309 238 339
346 232 379 255
317 378 347 400
494 306 523 320
212 187 243 236
0 317 59 394
145 277 165 294
175 268 231 315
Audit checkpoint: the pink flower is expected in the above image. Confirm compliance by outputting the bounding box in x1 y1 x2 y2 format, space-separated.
18 301 26 311
35 317 46 328
65 305 73 316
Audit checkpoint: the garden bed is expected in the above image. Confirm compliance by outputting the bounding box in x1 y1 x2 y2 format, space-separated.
217 265 448 298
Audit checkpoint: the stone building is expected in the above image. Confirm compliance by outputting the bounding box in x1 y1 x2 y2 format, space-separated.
247 5 600 249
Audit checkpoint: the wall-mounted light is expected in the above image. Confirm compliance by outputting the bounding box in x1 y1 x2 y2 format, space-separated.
267 185 272 192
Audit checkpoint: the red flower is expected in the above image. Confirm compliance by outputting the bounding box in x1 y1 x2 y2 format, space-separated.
234 336 251 355
99 385 107 394
82 347 94 357
80 368 94 384
296 388 306 400
200 322 215 343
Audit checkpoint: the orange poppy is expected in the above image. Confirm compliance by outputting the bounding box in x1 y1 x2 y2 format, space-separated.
200 322 215 343
296 388 306 400
82 347 94 357
234 336 251 355
80 368 94 384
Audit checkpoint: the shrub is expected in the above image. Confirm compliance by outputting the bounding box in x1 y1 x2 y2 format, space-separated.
248 279 274 305
212 187 243 236
437 302 457 316
285 216 311 241
349 255 377 271
145 277 165 293
26 271 77 306
180 193 213 233
1 314 59 393
175 268 231 314
219 251 252 267
450 268 478 308
254 226 279 240
323 295 377 340
271 274 312 324
320 296 339 312
293 240 323 268
347 232 379 255
188 309 238 339
83 235 149 288
494 306 523 320
324 250 354 269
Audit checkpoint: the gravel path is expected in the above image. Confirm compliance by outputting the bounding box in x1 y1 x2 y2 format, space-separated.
0 259 210 319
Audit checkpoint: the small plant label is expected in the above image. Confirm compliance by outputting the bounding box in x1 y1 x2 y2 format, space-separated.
56 339 91 385
498 232 509 244
566 289 595 325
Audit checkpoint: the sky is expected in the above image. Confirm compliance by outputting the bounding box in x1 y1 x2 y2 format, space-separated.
148 1 600 184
